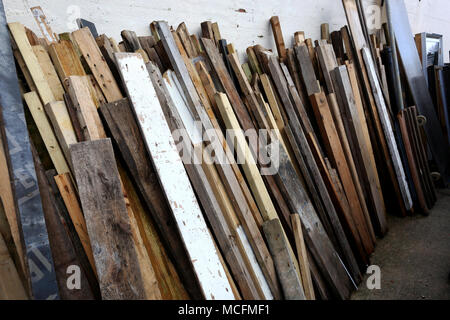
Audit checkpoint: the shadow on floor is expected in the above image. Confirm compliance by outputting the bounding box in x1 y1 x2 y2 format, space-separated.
352 189 450 300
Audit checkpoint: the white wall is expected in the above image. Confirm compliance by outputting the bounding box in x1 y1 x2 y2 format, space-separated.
3 0 450 62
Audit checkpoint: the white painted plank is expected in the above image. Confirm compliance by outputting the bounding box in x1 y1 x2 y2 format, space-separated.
115 52 234 300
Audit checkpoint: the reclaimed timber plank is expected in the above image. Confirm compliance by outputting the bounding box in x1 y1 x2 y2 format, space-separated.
66 76 106 140
398 111 429 215
0 131 26 278
290 214 315 300
263 219 305 300
362 47 412 210
30 6 57 44
70 139 146 300
99 98 202 299
72 27 123 103
48 40 86 89
53 173 96 274
265 56 362 279
32 45 64 101
9 22 55 104
269 16 287 62
115 52 234 300
267 137 353 299
44 101 78 166
332 65 387 234
0 199 27 299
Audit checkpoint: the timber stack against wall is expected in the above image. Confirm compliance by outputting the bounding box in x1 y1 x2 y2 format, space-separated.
0 0 448 300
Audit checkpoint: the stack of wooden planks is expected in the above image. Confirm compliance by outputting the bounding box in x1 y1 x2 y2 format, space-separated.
0 1 444 300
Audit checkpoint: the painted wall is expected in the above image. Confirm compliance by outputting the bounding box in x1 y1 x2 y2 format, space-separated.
3 0 450 62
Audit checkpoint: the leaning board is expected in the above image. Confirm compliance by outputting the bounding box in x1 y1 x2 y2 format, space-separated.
115 52 234 300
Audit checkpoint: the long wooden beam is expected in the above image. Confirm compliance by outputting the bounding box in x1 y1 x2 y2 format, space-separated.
115 52 234 300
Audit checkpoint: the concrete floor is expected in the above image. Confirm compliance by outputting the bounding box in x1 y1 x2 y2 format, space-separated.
352 189 450 300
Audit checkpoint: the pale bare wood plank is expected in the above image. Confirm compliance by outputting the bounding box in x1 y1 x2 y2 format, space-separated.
32 45 64 101
23 92 71 176
263 219 305 300
116 52 234 300
270 16 287 62
72 27 123 103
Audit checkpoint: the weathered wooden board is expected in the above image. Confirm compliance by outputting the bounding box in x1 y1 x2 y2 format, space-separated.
156 21 280 299
32 45 64 101
388 0 450 182
0 199 27 299
269 16 287 62
54 173 96 274
263 219 305 300
362 47 412 210
398 111 429 215
70 139 146 300
202 37 254 133
326 92 376 242
0 130 26 279
72 27 123 103
332 65 387 234
33 155 94 300
343 0 407 213
268 131 353 299
154 67 265 300
99 98 202 300
310 92 374 255
0 5 58 300
290 214 315 300
215 93 278 224
265 56 362 281
115 52 234 300
44 101 78 165
9 22 55 104
23 92 71 176
314 46 376 242
118 164 189 300
117 164 162 300
295 44 321 96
